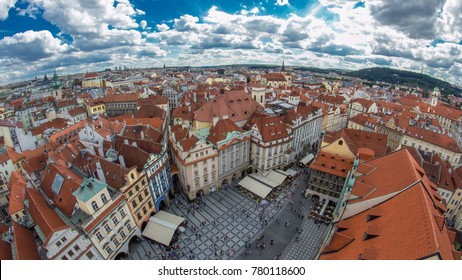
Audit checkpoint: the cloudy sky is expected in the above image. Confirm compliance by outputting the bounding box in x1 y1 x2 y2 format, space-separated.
0 0 461 85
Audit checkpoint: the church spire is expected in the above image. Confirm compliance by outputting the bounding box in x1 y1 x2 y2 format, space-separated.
281 60 285 72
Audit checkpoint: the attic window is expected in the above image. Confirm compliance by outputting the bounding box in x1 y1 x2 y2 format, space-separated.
363 232 377 241
338 140 343 145
366 214 380 222
231 113 237 117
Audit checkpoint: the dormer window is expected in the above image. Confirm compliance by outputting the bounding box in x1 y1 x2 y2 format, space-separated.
92 201 98 212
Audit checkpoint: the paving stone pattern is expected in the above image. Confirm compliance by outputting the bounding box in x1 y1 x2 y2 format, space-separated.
127 168 329 260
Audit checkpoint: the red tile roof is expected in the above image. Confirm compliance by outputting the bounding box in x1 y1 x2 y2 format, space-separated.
68 107 87 117
324 129 388 158
134 104 166 119
40 164 83 217
6 147 25 163
0 224 12 260
72 153 129 190
26 188 69 247
349 149 425 204
247 113 289 142
13 222 40 260
8 171 27 215
84 72 100 78
352 98 375 109
310 152 354 178
404 126 461 153
118 143 150 173
321 179 456 259
194 90 263 124
207 119 244 145
264 73 286 82
30 118 68 136
430 103 462 121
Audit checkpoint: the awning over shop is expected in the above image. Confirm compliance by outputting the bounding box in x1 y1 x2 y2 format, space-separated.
300 154 315 165
248 173 279 188
266 170 288 185
286 169 297 177
141 211 185 246
238 176 273 199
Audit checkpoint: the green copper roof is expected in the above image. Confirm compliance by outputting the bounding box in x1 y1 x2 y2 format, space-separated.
73 177 107 203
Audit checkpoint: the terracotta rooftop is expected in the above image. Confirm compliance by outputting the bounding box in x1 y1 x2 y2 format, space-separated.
404 126 461 153
247 113 289 142
118 143 150 173
134 104 166 119
67 107 87 117
72 153 129 190
324 129 388 158
84 72 100 78
352 98 375 109
321 173 457 259
207 118 244 146
8 171 27 215
40 164 83 217
26 188 69 247
264 73 286 82
122 125 163 143
0 224 12 260
6 147 25 163
103 93 138 103
430 103 462 121
13 222 40 260
310 151 354 178
349 149 425 205
116 134 162 154
122 118 163 131
194 90 263 124
30 118 68 136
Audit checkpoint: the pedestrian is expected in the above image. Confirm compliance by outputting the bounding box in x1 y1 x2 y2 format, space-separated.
270 240 274 245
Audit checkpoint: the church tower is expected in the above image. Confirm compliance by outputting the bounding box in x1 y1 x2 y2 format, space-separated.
431 87 440 107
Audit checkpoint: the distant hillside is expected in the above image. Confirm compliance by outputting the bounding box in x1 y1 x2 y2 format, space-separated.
347 67 461 97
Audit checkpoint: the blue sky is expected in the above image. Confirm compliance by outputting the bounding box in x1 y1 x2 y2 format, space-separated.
0 0 461 85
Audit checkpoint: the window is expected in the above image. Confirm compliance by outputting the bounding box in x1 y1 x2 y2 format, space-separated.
104 223 111 233
104 244 112 254
68 250 75 257
96 232 103 241
74 245 80 252
101 194 108 204
56 241 62 247
91 201 98 212
120 209 126 218
112 216 118 225
61 256 68 260
111 235 120 247
86 251 94 259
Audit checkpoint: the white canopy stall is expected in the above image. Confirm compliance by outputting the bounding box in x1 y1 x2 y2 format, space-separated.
142 211 185 246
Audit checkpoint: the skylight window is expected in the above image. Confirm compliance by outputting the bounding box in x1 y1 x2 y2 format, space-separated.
51 174 65 195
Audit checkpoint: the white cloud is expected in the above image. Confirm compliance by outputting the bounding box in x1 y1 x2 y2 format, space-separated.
156 23 170 32
140 20 147 30
250 7 259 14
2 1 462 86
0 30 71 61
275 0 289 6
0 0 17 20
